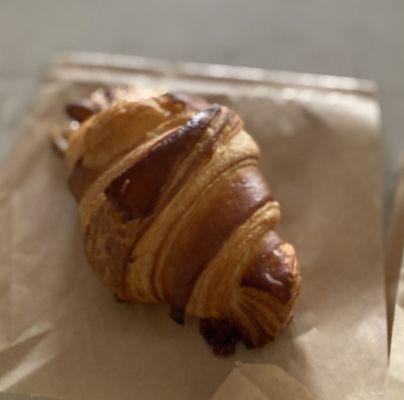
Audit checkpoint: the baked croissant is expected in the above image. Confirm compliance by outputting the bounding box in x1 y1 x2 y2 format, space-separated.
54 87 300 356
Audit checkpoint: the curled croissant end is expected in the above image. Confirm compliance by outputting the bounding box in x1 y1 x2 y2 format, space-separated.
58 86 301 356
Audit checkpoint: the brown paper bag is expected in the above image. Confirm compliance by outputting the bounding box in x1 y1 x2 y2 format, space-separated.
0 53 387 399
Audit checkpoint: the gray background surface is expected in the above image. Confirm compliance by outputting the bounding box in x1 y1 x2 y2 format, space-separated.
0 0 403 211
0 1 403 398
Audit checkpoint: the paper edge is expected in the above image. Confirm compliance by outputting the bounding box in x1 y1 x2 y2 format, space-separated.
49 51 377 96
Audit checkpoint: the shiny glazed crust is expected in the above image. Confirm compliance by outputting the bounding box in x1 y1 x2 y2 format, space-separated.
59 87 301 356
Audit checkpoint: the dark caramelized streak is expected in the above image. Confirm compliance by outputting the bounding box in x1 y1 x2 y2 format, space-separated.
154 107 235 215
241 231 295 304
105 106 220 220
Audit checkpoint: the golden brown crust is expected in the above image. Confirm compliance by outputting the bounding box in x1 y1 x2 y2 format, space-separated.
60 88 301 355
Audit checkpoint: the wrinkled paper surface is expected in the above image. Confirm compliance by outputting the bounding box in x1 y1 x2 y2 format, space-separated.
0 53 386 399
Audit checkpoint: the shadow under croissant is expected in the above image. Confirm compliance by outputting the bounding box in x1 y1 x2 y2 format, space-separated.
113 294 277 357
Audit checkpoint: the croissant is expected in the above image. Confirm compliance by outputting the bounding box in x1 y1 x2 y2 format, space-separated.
54 87 301 356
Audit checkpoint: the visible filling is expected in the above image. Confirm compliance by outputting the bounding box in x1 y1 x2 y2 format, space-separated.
199 317 268 356
199 318 242 357
105 106 220 220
